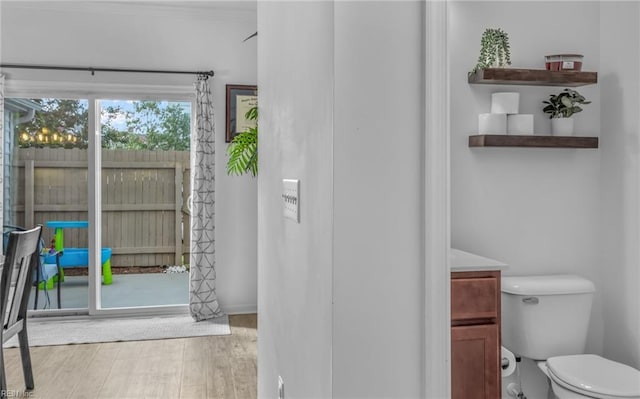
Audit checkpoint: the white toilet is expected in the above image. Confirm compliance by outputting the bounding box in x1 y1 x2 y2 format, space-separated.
502 274 640 399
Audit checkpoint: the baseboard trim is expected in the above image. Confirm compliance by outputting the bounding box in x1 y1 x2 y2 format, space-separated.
225 304 258 315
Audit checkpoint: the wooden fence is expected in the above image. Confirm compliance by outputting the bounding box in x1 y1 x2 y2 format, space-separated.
10 148 191 268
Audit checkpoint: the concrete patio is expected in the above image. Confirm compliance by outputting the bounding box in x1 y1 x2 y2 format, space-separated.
29 272 189 310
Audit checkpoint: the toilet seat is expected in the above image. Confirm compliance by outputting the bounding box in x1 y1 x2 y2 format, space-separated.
546 354 640 398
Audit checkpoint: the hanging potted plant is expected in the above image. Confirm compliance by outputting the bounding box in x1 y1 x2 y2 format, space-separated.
542 88 591 136
469 28 512 75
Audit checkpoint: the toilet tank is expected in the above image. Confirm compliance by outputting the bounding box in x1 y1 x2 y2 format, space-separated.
501 274 595 360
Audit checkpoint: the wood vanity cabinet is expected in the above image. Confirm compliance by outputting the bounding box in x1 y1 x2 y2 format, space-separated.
451 270 501 399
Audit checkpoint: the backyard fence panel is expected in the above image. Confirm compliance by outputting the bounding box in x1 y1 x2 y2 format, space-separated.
14 148 190 269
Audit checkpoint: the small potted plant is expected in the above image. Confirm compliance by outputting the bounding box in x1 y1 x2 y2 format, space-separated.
542 88 591 136
469 28 512 75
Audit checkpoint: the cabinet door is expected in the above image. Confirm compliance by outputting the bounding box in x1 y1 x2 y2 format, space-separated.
451 324 500 399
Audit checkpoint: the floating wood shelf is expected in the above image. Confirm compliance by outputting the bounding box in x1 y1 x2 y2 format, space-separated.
469 135 599 148
468 68 598 87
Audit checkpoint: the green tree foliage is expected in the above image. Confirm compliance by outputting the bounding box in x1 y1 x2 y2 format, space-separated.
101 105 144 149
17 99 190 150
18 99 89 148
127 101 191 151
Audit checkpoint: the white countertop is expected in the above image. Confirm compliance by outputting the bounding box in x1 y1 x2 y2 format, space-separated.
450 248 508 272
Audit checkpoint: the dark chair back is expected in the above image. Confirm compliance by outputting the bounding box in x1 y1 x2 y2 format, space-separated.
2 225 26 256
0 225 42 396
1 226 42 332
3 225 60 310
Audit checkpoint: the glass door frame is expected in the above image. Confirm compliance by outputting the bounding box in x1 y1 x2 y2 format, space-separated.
6 79 194 317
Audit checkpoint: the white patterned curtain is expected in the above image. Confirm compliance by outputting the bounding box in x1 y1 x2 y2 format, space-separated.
189 75 223 321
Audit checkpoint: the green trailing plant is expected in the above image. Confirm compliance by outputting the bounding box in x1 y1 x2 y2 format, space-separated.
470 28 512 75
542 88 591 118
226 106 258 176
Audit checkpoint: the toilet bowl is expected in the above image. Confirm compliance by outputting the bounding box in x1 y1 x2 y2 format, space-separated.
538 355 640 399
501 275 640 399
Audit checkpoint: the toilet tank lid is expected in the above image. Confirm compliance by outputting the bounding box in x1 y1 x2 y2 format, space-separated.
502 274 595 295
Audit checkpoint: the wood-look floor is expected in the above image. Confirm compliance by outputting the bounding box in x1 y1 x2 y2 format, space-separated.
3 314 257 399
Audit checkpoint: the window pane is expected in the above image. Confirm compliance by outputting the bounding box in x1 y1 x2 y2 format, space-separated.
4 98 89 310
99 99 191 308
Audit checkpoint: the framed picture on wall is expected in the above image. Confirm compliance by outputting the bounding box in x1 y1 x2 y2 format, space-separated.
226 84 258 143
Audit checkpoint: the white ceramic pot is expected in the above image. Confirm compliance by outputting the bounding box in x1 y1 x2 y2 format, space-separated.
551 117 574 136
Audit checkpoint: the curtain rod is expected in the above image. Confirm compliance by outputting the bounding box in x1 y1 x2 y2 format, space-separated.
0 63 214 77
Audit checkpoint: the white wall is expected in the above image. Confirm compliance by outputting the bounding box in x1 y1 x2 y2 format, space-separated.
257 2 334 398
332 2 424 397
0 1 258 313
258 1 425 398
449 2 603 397
600 2 640 370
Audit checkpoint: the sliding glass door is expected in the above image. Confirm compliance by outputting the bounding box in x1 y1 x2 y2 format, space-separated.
3 89 193 316
3 97 90 311
98 99 190 309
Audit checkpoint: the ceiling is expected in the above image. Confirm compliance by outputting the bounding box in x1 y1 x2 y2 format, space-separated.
1 0 257 16
125 0 257 12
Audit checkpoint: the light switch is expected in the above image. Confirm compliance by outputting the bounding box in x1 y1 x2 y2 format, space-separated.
282 179 299 223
